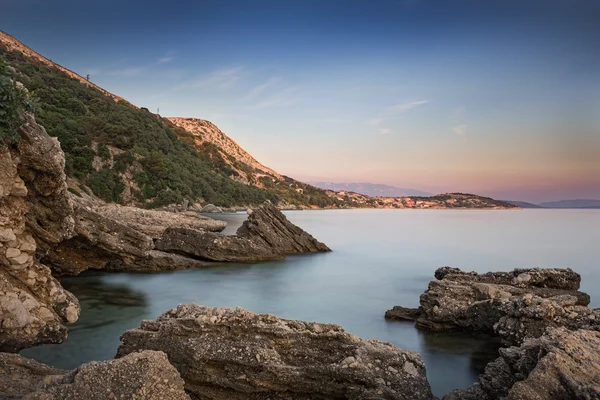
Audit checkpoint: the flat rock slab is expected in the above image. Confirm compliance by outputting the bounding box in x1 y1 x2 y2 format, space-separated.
118 303 436 400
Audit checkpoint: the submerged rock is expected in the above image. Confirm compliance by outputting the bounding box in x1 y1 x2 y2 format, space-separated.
388 266 599 345
118 303 436 400
443 327 600 400
384 306 421 322
0 350 189 400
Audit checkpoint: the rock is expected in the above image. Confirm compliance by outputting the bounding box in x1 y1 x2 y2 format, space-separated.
389 267 596 345
236 201 331 253
0 118 80 352
155 227 283 262
385 306 421 322
17 113 75 253
44 202 154 275
0 350 190 400
0 351 66 399
200 203 223 213
105 250 215 272
94 204 227 238
443 327 600 400
118 303 436 400
155 201 330 262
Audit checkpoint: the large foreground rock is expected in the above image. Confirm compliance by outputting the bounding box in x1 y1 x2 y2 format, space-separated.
237 202 331 253
118 303 435 400
387 266 599 344
443 327 600 400
0 350 189 399
0 115 79 352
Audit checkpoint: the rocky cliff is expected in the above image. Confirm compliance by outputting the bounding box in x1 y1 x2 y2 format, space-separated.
0 114 79 352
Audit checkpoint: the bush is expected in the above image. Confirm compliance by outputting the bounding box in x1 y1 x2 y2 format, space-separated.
87 168 125 203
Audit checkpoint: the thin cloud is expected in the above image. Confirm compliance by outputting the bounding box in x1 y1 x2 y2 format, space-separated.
246 86 301 110
367 99 430 134
176 66 244 90
385 100 429 115
242 77 282 101
157 57 174 64
106 67 146 77
452 124 468 136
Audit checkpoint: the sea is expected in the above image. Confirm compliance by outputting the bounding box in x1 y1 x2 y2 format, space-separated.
22 209 600 397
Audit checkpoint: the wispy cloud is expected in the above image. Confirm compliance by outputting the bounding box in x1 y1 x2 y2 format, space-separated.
175 66 244 91
367 99 430 134
106 67 146 77
450 106 469 136
452 124 468 136
385 100 429 115
157 57 174 64
247 86 301 110
242 77 282 102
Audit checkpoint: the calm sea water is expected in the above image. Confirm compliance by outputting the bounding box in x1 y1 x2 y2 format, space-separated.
22 209 600 397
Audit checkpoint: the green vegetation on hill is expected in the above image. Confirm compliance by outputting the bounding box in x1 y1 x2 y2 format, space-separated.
0 44 345 208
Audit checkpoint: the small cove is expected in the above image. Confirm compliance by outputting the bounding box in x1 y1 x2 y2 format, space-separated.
22 209 600 397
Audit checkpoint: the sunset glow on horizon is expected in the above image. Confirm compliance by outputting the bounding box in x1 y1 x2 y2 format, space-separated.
1 0 598 203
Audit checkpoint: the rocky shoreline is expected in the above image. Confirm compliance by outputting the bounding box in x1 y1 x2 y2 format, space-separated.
1 115 598 399
385 266 600 399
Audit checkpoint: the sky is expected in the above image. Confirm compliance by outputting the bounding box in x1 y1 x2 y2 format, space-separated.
1 0 599 203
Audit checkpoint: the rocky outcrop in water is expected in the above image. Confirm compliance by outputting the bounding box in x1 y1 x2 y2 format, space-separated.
0 350 189 399
386 266 599 345
0 115 79 352
155 227 282 262
118 303 435 400
443 327 600 400
237 201 331 253
155 202 330 262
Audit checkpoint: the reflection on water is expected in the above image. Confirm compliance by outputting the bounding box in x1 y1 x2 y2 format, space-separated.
21 209 600 397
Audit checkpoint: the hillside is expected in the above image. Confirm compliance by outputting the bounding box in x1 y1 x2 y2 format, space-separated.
0 30 343 209
503 200 543 209
0 30 516 211
327 191 518 209
168 117 283 184
309 181 431 197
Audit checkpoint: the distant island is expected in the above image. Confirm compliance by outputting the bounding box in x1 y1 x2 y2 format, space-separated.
504 199 600 209
309 182 432 197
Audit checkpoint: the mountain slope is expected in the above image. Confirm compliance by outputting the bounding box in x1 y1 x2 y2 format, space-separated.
167 117 283 184
309 182 431 197
503 200 543 209
0 30 342 209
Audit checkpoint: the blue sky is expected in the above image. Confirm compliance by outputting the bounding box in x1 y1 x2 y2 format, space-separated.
1 0 599 202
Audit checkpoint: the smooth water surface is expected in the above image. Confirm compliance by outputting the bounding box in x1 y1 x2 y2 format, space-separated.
22 209 600 397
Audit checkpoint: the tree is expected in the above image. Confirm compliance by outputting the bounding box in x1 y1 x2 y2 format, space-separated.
0 57 33 142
